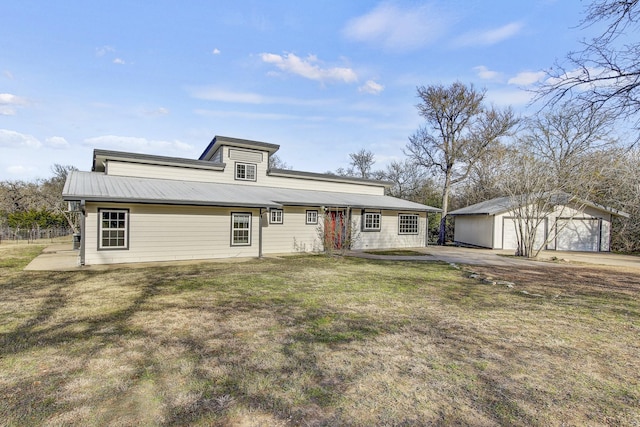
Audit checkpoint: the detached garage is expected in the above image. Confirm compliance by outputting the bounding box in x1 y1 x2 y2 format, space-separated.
449 196 628 252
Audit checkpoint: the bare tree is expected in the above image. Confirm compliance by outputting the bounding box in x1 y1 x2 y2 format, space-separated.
379 160 426 200
39 164 80 232
499 106 617 257
268 154 292 170
537 0 640 134
454 142 512 208
406 82 517 245
349 149 375 179
591 146 640 252
524 103 616 188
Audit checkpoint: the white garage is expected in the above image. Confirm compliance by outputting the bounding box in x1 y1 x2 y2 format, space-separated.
450 196 627 253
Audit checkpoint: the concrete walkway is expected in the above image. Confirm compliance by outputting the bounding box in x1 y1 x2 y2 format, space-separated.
23 243 640 271
349 246 640 270
23 243 80 271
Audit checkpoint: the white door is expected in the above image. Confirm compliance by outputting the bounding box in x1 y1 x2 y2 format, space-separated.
502 217 546 250
555 219 600 252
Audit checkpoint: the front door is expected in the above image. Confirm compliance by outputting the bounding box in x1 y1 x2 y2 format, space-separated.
325 210 347 250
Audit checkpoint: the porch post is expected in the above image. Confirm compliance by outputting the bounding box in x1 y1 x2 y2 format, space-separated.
80 199 86 266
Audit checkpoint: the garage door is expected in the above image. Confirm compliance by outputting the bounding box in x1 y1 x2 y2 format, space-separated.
555 219 600 252
502 218 546 250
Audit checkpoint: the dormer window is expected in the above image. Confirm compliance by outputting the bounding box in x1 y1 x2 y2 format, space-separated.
235 162 257 181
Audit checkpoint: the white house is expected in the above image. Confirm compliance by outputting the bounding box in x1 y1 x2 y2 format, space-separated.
449 195 628 252
63 136 440 265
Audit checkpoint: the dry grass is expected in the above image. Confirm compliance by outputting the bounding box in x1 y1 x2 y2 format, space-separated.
0 247 639 426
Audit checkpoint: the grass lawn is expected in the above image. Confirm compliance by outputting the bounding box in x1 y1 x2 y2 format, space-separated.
0 245 639 426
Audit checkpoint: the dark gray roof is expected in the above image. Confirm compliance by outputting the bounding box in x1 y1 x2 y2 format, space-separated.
449 194 629 218
268 168 393 187
63 171 440 212
199 135 280 161
93 149 225 173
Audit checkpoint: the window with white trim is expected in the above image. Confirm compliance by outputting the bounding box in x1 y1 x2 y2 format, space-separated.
99 209 129 249
306 210 318 225
270 209 283 224
231 213 251 246
235 163 257 181
398 214 419 235
363 212 381 231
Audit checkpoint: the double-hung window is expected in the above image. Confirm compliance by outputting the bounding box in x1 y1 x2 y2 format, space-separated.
270 209 283 224
99 209 129 249
363 212 381 231
398 214 419 235
306 210 318 225
231 213 251 246
235 163 257 181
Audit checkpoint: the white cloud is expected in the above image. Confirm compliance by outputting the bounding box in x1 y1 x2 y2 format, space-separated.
83 135 193 152
474 65 503 81
508 71 546 86
0 129 41 148
212 48 221 55
113 58 126 65
0 93 28 115
96 45 115 57
455 21 523 47
358 80 385 95
188 86 337 106
3 70 14 79
45 136 70 149
259 52 358 84
343 2 450 51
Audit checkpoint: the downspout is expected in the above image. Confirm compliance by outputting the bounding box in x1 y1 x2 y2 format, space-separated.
258 208 264 258
425 210 429 247
347 206 352 249
80 199 86 266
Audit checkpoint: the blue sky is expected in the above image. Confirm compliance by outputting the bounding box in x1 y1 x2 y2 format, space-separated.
0 0 599 180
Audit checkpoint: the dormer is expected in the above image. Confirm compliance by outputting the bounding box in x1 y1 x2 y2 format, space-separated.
199 135 280 184
200 135 279 163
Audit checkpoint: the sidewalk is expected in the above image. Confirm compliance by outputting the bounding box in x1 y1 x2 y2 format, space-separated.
23 243 80 271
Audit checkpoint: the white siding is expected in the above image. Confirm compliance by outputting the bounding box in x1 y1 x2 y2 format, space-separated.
229 148 263 163
453 215 494 248
106 161 227 183
352 211 427 250
84 203 260 265
262 206 323 254
105 156 383 194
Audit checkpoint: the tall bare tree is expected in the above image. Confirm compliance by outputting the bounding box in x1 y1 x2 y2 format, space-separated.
406 82 517 244
537 0 640 134
349 149 375 179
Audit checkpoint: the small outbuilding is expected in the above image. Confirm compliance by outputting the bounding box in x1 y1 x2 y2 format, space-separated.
449 195 629 252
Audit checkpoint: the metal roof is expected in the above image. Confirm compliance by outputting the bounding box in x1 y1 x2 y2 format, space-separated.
63 171 441 212
448 196 514 216
449 194 629 218
268 168 393 188
93 149 225 173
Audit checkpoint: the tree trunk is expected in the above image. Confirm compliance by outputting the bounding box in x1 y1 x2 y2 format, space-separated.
438 175 451 245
